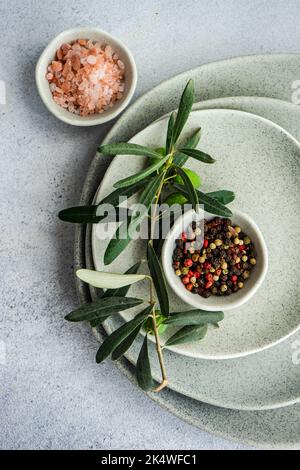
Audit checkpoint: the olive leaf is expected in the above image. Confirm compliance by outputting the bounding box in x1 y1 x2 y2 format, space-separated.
165 324 208 346
58 205 128 225
174 166 199 212
173 128 201 167
104 218 132 265
136 335 156 391
98 143 163 160
65 297 144 322
58 182 144 224
111 324 142 360
128 172 165 237
58 205 100 224
174 182 232 217
102 262 141 298
96 305 152 363
147 243 169 316
172 79 195 143
114 155 168 189
166 111 176 154
206 190 235 205
179 148 215 164
164 310 224 326
91 262 141 328
76 269 147 289
99 180 145 206
152 212 175 259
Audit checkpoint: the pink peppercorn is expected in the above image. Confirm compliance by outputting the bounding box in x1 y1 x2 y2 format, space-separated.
182 276 190 285
184 259 193 267
205 280 213 289
181 232 187 241
203 261 211 270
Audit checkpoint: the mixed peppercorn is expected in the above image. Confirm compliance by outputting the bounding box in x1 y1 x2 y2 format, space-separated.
172 217 257 297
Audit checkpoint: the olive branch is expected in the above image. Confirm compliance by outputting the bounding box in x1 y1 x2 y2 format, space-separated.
59 80 234 392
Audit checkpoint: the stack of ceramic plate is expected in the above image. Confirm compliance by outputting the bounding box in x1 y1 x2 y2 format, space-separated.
75 54 300 449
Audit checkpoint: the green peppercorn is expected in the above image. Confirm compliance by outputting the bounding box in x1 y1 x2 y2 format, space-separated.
250 258 256 265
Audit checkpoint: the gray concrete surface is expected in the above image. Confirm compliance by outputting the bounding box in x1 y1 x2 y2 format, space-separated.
1 0 299 450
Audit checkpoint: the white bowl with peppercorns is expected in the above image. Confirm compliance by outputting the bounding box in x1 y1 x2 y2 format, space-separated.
162 209 268 312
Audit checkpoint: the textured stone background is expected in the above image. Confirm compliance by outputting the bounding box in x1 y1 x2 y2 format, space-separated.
1 0 299 450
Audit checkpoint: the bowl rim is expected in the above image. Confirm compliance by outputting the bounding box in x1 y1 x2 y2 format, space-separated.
35 27 138 126
161 208 268 312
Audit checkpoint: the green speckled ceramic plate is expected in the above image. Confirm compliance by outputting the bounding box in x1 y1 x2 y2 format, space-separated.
75 55 300 448
91 107 300 362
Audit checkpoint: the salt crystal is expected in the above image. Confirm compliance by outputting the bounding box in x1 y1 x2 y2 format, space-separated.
87 55 97 65
46 38 125 116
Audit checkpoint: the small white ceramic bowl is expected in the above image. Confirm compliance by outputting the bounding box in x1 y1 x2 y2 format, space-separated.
35 27 137 126
161 209 268 312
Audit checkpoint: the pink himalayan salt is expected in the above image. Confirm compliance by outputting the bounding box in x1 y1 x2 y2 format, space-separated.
46 39 125 116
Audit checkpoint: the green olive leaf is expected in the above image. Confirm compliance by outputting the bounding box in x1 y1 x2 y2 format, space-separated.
111 324 142 360
206 190 235 205
172 79 195 143
136 334 156 391
104 218 132 265
174 166 199 212
179 148 215 164
114 155 168 189
173 128 201 167
128 172 165 237
58 205 100 224
96 305 152 363
99 180 146 206
166 111 176 154
98 143 163 160
90 262 141 328
65 297 144 323
174 182 232 217
164 310 224 326
165 324 208 346
147 243 169 317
